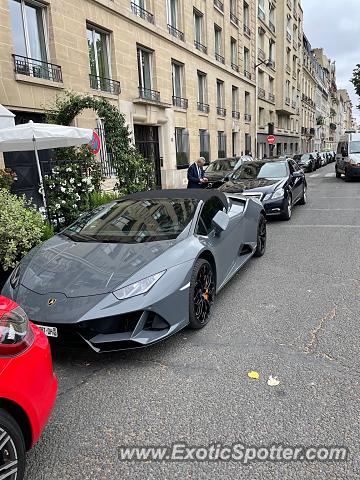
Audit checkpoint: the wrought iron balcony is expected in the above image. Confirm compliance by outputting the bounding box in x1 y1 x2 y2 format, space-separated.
217 107 226 117
230 12 239 26
232 110 240 119
215 52 225 64
194 40 207 54
214 0 224 12
172 96 188 109
258 7 265 21
268 93 275 103
168 24 184 41
269 21 275 33
131 2 154 24
138 87 160 102
243 24 251 36
89 75 121 95
258 88 266 99
244 70 252 80
258 48 266 61
231 63 239 72
244 113 251 122
197 102 210 113
13 54 62 82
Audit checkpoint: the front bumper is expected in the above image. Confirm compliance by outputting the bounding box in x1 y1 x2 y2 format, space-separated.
263 197 286 216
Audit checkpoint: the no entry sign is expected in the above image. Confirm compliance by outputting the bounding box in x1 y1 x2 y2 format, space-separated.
267 135 276 145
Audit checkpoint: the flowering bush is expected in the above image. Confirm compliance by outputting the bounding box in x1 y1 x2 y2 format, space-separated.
44 153 102 226
0 169 16 190
0 189 46 271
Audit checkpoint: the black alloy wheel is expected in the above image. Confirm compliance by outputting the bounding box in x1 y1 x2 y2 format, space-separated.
189 259 215 329
281 194 292 221
254 214 267 257
298 185 307 205
0 409 26 480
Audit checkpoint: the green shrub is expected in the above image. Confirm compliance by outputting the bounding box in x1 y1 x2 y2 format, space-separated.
0 189 46 271
0 169 16 190
89 190 119 208
41 222 55 241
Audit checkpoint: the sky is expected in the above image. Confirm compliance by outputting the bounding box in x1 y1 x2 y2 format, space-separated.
301 0 360 121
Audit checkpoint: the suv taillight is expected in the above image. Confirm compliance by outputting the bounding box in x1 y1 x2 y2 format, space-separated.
0 306 34 356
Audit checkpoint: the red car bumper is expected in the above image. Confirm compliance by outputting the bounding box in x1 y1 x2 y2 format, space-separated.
0 323 57 447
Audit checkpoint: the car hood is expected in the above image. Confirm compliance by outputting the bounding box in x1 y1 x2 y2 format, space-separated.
20 235 177 297
219 178 284 193
206 171 230 181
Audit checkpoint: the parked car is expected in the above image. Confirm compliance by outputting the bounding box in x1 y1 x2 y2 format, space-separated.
293 153 316 172
205 156 253 187
217 158 307 220
2 190 266 352
0 296 57 480
336 132 360 180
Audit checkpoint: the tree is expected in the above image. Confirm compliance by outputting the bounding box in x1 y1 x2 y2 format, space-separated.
351 65 360 100
46 92 155 195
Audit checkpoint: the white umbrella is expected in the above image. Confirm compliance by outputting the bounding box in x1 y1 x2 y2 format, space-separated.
0 105 15 129
0 121 93 207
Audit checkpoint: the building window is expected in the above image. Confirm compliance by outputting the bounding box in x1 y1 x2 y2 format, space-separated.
216 80 224 111
232 86 239 113
167 0 179 29
269 40 275 63
245 91 251 116
9 0 47 62
218 131 227 158
243 2 250 28
175 127 189 168
231 38 238 68
197 71 207 107
200 130 210 162
194 8 204 47
137 45 154 95
172 60 184 101
214 24 222 56
87 24 111 88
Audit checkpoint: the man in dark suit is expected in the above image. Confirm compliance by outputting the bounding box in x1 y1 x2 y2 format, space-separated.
187 157 208 189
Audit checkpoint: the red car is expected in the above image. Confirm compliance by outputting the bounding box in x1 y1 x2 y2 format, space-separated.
0 296 57 480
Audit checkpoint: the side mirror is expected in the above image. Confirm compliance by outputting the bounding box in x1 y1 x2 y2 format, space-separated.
212 210 230 235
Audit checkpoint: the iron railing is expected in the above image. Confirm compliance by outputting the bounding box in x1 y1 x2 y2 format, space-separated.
258 48 266 61
217 107 226 117
131 2 154 23
243 24 251 36
244 70 252 80
230 12 239 26
89 75 121 95
172 96 188 108
197 102 210 113
244 113 252 121
232 110 240 119
268 93 275 103
13 54 62 82
214 0 224 12
168 24 184 41
231 63 239 72
269 21 275 33
215 52 225 64
138 87 160 102
194 40 207 54
258 88 266 99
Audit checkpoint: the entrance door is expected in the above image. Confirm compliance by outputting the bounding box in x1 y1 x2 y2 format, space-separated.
3 111 51 208
134 125 162 189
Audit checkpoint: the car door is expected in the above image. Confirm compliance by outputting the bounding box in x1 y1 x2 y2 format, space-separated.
195 197 244 288
287 160 302 202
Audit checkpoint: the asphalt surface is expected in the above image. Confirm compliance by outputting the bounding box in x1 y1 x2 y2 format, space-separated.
25 163 360 479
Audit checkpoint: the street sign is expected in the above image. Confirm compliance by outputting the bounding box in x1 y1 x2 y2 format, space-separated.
267 135 276 145
90 131 101 155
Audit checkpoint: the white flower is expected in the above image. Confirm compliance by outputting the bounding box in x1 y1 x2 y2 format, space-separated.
75 194 81 200
72 204 77 209
49 184 55 189
77 183 82 187
55 203 61 209
69 178 75 184
60 187 66 193
61 200 66 205
66 167 72 172
88 186 94 192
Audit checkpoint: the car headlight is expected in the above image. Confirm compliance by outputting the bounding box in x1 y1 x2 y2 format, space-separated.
113 271 166 300
10 264 21 289
271 188 285 199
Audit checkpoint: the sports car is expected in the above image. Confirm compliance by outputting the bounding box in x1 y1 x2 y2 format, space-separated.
2 190 266 352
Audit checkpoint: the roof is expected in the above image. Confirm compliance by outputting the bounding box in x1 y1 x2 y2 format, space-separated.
125 189 228 209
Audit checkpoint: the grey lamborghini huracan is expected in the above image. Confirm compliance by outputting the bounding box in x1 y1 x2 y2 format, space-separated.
2 190 266 352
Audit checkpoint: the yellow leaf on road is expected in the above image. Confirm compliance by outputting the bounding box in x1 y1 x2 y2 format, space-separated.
247 370 260 380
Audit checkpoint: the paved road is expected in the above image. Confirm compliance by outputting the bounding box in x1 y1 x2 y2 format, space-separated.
26 163 360 479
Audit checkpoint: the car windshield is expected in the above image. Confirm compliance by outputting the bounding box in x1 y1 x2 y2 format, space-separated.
231 161 288 180
349 141 360 154
206 159 236 172
62 198 199 243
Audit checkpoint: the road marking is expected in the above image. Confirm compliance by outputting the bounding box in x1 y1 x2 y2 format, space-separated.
309 173 320 178
285 224 360 228
325 173 336 177
302 208 360 211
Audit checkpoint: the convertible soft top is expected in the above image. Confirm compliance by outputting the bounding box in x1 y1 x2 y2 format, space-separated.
126 189 229 210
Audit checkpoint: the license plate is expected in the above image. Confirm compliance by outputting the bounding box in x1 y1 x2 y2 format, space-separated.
37 325 58 338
